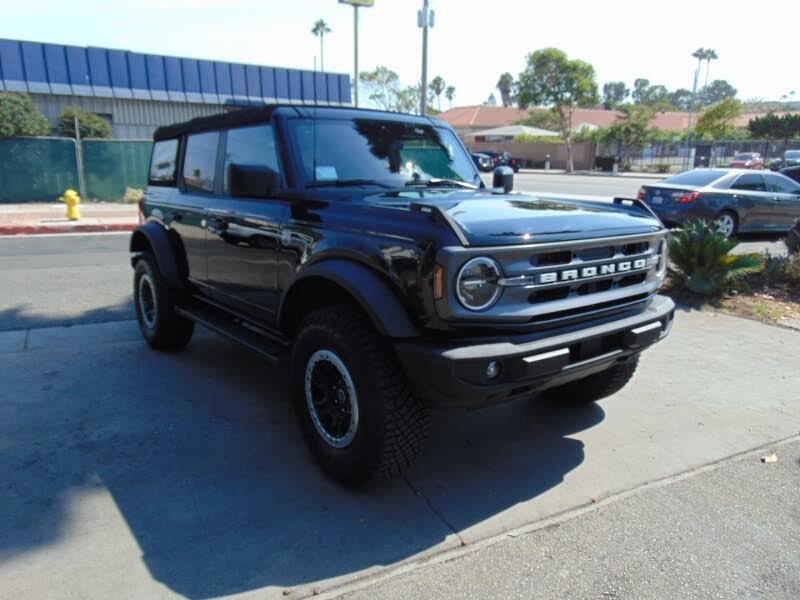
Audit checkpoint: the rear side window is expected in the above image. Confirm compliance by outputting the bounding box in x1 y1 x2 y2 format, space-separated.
183 131 219 192
149 139 178 185
731 173 766 192
223 124 282 193
662 170 727 187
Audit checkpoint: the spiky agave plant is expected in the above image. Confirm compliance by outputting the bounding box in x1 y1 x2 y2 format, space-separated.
669 220 764 296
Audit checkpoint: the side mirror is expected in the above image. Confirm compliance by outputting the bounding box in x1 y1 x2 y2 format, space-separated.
493 166 514 194
228 164 279 198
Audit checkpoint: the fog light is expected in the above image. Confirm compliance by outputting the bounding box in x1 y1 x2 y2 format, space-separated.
486 361 501 379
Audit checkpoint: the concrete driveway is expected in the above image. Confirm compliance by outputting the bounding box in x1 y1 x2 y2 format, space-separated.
2 306 799 599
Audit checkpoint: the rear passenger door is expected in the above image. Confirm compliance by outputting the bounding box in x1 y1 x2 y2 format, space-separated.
205 122 288 324
763 173 800 227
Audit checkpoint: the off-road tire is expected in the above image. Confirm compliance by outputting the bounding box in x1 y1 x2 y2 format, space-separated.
547 356 640 406
133 252 194 351
291 305 429 486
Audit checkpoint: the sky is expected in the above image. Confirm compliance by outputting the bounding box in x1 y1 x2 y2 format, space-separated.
1 0 797 109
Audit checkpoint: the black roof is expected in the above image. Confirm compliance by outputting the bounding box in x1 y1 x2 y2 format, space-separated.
153 104 447 141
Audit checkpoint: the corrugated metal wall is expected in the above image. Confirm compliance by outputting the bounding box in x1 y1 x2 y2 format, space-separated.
30 94 224 139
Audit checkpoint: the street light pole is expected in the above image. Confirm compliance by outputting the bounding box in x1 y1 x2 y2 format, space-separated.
682 65 700 171
418 0 434 116
353 5 359 107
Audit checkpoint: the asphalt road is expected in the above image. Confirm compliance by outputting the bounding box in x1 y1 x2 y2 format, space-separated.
0 233 132 331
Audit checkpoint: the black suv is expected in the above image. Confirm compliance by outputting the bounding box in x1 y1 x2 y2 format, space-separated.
130 105 674 485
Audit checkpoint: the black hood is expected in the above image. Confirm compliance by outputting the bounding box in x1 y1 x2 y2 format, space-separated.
369 190 663 246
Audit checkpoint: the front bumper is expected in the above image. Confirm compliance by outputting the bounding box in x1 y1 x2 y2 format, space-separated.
395 295 675 409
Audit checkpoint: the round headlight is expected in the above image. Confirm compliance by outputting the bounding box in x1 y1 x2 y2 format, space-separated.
456 257 502 311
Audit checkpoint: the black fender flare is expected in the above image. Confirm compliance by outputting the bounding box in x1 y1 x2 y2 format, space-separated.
129 221 186 290
279 259 419 338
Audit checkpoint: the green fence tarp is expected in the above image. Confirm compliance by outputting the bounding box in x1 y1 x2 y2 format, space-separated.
0 137 153 203
0 137 79 203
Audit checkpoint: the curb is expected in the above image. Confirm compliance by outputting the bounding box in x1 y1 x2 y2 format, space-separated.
0 223 137 236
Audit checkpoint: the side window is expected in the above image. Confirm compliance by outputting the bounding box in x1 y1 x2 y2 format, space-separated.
730 173 765 192
149 139 178 185
223 124 282 193
183 131 219 193
764 174 799 194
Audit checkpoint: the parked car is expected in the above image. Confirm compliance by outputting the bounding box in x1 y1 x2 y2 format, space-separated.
779 165 800 185
728 152 764 169
131 104 674 485
770 150 800 170
479 150 522 172
471 152 493 172
637 168 800 238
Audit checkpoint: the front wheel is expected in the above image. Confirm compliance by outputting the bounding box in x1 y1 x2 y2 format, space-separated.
291 306 428 485
546 356 639 406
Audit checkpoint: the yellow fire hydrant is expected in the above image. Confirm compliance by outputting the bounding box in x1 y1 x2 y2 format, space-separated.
59 189 81 221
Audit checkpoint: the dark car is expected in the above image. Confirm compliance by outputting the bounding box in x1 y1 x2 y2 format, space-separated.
779 165 800 185
769 150 800 170
478 150 522 172
471 152 493 171
130 104 674 485
637 168 800 237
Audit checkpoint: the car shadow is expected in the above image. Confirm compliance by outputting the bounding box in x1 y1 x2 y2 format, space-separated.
0 316 603 598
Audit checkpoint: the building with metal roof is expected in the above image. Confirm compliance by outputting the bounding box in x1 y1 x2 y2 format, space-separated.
0 38 352 139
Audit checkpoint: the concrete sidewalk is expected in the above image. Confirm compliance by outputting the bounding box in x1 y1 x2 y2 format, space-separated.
0 203 138 235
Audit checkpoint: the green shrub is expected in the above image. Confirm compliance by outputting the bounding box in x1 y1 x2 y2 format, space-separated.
0 92 50 138
653 163 672 173
594 156 615 171
669 220 764 296
57 106 112 139
122 187 144 204
786 222 800 255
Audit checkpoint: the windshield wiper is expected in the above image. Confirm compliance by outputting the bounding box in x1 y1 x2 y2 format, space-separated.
306 179 393 189
405 178 478 190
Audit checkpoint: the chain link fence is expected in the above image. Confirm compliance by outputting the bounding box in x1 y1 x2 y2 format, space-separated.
0 137 152 203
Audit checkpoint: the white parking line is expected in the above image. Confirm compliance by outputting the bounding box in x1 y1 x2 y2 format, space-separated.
0 231 132 240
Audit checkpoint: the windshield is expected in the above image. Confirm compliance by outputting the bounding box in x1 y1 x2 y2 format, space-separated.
289 118 480 187
786 151 800 159
662 169 727 187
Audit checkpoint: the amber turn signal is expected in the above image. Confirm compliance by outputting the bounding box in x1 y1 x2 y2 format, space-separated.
434 264 445 300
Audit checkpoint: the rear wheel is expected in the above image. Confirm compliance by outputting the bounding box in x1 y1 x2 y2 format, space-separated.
546 356 639 406
714 210 738 238
133 252 194 351
291 306 428 485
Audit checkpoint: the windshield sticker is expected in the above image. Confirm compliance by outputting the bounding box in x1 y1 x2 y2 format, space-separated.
315 166 338 180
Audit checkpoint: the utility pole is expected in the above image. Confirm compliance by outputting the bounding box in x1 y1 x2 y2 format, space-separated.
339 1 374 108
417 0 434 115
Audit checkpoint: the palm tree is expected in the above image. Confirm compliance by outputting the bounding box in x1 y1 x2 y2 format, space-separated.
311 19 331 72
496 72 514 107
429 76 445 110
445 85 455 109
703 48 718 89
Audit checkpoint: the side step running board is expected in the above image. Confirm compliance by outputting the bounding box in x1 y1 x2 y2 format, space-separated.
175 305 288 365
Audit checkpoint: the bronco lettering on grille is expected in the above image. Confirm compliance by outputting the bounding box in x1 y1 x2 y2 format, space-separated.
499 257 654 288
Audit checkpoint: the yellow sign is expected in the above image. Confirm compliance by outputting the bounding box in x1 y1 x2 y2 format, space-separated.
339 0 374 6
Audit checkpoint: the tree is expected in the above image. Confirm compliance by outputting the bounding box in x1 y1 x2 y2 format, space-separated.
668 88 693 111
698 79 737 108
311 19 332 72
602 81 629 109
518 109 562 133
516 47 598 172
359 66 403 111
486 93 497 106
429 76 446 110
445 85 456 109
631 78 650 104
603 104 656 167
703 48 718 89
749 112 800 156
695 97 744 164
496 72 515 107
0 92 50 138
57 106 112 139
